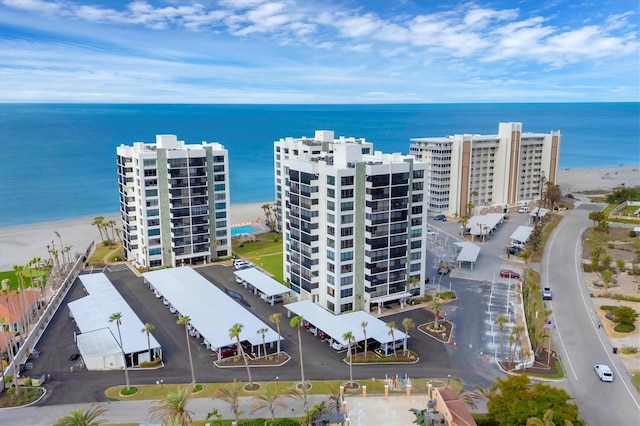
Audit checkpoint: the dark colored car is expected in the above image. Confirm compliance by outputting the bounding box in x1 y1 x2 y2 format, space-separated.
434 214 447 221
500 269 520 279
509 246 522 255
69 353 81 361
218 346 238 358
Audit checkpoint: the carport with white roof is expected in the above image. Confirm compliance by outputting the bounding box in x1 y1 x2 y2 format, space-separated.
467 213 505 241
510 225 534 246
143 267 280 358
284 300 406 355
234 268 291 305
454 242 481 269
68 273 162 369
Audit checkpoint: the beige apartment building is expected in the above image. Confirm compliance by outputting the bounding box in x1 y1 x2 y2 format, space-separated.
410 122 560 217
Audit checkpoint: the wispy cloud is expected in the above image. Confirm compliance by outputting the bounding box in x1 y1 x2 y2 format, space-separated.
0 0 637 102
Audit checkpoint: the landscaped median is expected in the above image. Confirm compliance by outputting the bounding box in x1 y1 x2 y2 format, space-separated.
104 377 447 401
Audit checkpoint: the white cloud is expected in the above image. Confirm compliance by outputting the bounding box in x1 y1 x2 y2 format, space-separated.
0 0 637 102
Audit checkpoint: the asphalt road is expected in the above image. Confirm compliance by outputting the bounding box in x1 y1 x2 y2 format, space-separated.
544 203 640 425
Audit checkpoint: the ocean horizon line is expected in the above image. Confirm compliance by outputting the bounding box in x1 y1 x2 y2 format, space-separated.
1 101 638 106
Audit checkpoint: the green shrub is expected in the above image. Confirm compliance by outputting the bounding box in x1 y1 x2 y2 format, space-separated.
614 306 639 326
614 323 636 333
567 193 575 199
120 386 139 396
631 231 638 237
611 294 640 302
600 305 616 311
620 346 639 354
583 263 594 272
191 384 203 393
438 290 457 300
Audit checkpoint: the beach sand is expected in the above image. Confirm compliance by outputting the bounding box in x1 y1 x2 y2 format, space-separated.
1 165 638 272
556 165 639 194
0 201 270 271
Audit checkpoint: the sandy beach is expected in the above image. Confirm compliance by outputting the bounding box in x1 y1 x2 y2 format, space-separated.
556 165 639 194
0 201 270 271
1 165 638 272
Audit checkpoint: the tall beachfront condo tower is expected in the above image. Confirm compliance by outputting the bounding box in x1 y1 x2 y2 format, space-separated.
117 135 231 268
274 130 429 315
410 122 560 217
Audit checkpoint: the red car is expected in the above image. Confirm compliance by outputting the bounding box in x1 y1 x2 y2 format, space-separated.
500 270 520 279
218 346 238 358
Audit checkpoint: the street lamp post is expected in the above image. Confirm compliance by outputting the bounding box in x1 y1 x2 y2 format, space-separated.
276 376 279 392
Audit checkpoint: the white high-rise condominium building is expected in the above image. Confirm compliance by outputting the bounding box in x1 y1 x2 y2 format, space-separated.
117 135 231 268
410 122 560 217
275 131 429 315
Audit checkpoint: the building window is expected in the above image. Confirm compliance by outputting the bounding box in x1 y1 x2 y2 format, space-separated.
145 189 158 197
327 238 335 248
340 303 353 313
327 275 335 284
341 201 354 211
327 201 335 211
327 188 335 198
327 263 335 272
327 250 335 261
341 176 354 186
341 214 354 224
214 183 226 191
327 286 335 296
327 175 335 185
340 251 354 261
340 287 353 297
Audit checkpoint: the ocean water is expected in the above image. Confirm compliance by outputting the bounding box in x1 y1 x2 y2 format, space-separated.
0 103 637 226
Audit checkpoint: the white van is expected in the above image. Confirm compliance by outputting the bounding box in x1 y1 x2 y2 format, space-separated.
261 293 284 304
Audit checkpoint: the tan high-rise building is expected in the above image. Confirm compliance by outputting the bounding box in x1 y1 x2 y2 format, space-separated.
410 122 560 217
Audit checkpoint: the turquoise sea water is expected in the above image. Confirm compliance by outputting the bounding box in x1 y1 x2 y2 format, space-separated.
0 103 637 226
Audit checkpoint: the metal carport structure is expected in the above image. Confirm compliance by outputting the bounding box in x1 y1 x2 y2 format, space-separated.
68 273 162 369
510 225 534 245
454 242 481 269
284 300 406 354
143 267 280 358
234 268 291 304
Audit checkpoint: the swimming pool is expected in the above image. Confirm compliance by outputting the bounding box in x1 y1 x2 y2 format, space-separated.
231 225 258 236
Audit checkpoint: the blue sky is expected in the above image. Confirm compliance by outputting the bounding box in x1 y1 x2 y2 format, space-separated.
0 0 638 103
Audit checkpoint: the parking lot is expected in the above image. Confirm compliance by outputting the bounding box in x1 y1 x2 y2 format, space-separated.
28 262 453 405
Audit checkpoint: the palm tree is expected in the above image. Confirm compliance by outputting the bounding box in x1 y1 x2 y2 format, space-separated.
54 231 65 266
495 315 509 362
269 313 282 355
343 331 355 387
149 387 194 425
427 296 445 331
141 322 155 362
458 215 471 236
54 404 108 426
177 315 196 385
92 216 106 242
402 317 415 356
361 321 368 358
257 327 268 358
212 379 244 423
290 315 308 415
251 385 290 421
508 325 525 365
386 321 397 357
229 323 253 386
108 312 130 390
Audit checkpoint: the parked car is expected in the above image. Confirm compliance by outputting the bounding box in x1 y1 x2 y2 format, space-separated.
234 260 252 269
542 287 552 300
500 269 520 279
594 364 613 382
331 341 348 351
69 353 81 361
218 346 238 358
509 246 522 255
261 293 284 304
438 261 451 275
434 214 447 221
519 206 529 213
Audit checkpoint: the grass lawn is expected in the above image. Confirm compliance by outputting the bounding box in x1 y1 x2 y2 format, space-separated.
0 269 47 290
233 232 284 283
633 371 640 390
105 377 442 402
